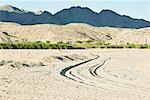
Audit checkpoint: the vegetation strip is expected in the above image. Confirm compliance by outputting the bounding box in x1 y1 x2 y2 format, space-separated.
0 41 150 49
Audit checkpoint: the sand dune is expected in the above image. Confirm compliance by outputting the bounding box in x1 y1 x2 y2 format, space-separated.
0 22 150 44
0 49 150 100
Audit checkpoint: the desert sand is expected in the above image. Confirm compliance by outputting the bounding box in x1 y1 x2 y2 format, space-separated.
0 22 150 44
0 49 150 100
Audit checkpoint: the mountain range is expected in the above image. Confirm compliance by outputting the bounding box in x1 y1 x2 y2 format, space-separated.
0 5 150 28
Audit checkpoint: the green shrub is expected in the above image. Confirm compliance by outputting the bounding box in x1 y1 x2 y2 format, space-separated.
139 44 149 49
46 41 51 43
75 41 83 44
100 45 106 48
126 43 136 48
0 41 149 49
116 45 124 48
85 40 93 43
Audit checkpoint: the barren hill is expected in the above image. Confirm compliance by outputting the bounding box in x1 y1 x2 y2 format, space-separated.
0 22 150 44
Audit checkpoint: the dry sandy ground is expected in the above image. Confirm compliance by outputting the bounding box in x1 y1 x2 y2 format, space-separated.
0 22 150 44
0 49 150 100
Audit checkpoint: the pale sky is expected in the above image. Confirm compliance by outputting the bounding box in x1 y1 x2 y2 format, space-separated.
0 0 150 21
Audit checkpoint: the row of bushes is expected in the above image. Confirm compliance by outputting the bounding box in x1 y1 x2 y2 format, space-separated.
0 42 81 49
0 42 149 49
98 44 150 49
74 41 150 49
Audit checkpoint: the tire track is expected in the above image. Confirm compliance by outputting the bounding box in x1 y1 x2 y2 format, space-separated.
60 55 99 78
60 55 103 88
60 55 150 97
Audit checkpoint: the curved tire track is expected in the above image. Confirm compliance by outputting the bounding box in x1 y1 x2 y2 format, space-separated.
60 55 150 97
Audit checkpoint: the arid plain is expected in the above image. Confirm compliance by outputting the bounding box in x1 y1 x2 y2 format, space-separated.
0 49 150 100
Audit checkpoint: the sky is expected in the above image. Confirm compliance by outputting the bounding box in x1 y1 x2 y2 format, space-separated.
0 0 150 21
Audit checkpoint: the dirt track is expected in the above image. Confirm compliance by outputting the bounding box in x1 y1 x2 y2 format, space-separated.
0 49 150 100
